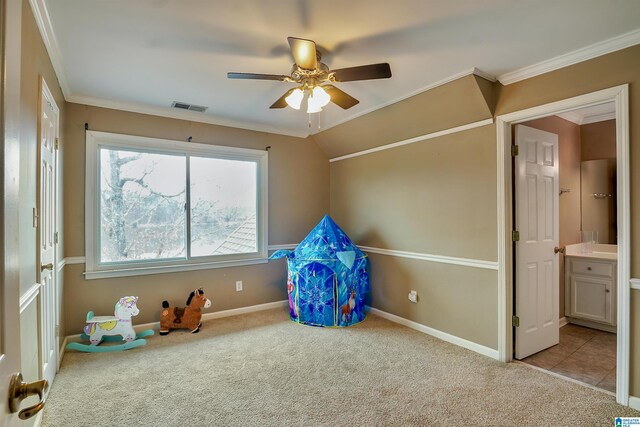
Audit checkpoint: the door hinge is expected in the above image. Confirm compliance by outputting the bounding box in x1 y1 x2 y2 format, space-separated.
54 232 59 244
32 208 38 228
512 315 520 327
511 145 519 156
55 325 59 337
512 230 520 242
54 138 59 150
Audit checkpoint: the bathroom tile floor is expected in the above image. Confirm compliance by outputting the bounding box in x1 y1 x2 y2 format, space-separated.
521 323 616 392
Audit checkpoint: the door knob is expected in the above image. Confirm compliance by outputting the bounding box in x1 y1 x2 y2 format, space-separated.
8 372 49 420
40 263 53 271
554 246 565 254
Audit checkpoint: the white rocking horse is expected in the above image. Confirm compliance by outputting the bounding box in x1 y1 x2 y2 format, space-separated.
67 296 154 353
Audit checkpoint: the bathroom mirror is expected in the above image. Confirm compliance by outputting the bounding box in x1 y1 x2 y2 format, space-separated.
581 159 617 244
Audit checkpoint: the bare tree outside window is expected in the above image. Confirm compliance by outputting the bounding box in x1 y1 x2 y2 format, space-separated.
99 149 257 264
100 149 186 262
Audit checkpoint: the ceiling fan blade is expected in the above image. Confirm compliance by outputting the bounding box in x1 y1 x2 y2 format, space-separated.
323 85 359 110
330 63 392 82
287 37 317 70
227 72 289 81
270 88 296 109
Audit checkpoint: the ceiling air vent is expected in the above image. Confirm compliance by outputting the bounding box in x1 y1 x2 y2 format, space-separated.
171 101 208 113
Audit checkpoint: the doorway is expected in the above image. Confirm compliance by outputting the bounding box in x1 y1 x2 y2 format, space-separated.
514 105 618 393
496 85 630 405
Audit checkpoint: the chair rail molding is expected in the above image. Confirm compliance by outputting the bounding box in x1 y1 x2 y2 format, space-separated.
359 246 498 270
19 283 41 314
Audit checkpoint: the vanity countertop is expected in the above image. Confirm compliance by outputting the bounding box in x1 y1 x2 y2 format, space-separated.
565 243 617 261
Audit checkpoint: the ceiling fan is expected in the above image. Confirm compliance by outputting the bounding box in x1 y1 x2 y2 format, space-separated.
227 37 392 113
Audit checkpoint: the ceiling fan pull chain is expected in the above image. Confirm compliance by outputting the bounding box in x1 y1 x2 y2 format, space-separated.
308 113 311 128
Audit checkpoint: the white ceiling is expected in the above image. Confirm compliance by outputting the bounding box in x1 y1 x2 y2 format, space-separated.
41 0 640 137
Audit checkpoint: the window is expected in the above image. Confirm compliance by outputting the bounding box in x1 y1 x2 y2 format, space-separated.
85 131 268 279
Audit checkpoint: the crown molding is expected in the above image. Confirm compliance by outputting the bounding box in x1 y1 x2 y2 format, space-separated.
556 111 582 125
29 0 498 140
312 67 495 135
581 111 616 125
557 110 616 125
67 94 310 139
68 68 493 140
29 0 310 139
498 28 640 85
470 67 497 83
29 0 71 98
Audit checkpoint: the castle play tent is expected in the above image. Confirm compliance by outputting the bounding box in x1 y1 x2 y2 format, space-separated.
270 215 369 327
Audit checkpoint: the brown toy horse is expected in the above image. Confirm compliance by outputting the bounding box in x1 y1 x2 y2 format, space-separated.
159 288 211 335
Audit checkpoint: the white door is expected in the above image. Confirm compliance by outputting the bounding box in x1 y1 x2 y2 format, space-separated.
2 0 24 422
38 79 59 386
514 125 560 359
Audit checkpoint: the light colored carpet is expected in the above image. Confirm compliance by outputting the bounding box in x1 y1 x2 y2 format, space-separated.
42 308 639 426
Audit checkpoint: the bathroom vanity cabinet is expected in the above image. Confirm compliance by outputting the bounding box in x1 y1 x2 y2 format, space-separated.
564 245 617 333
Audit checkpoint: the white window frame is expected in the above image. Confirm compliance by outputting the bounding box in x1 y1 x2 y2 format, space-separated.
85 130 268 279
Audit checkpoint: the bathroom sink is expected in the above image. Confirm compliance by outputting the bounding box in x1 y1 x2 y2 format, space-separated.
564 243 617 260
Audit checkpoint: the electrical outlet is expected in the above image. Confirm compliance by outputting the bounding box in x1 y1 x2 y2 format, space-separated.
235 280 243 292
408 290 418 303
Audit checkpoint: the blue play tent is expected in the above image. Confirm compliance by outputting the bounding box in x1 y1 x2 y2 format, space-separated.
270 215 369 327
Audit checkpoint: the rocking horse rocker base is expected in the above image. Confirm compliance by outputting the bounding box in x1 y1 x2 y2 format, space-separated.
66 297 154 353
66 332 152 353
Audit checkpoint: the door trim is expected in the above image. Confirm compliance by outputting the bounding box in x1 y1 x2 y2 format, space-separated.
496 84 630 405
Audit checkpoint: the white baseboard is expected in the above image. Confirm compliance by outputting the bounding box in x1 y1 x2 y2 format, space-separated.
559 317 568 327
200 300 288 321
366 306 499 360
58 337 67 369
64 300 288 344
629 395 640 411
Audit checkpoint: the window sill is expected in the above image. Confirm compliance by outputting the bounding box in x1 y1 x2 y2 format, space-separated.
84 257 269 280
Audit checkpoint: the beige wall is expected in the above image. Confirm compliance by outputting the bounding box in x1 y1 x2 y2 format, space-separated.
521 116 582 318
20 0 66 388
581 119 616 161
313 74 493 159
330 125 497 261
62 103 329 333
369 254 498 348
323 44 640 394
327 75 498 350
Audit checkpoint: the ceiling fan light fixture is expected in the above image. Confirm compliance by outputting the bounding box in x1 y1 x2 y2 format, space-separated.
306 93 322 113
233 37 391 114
312 86 331 108
306 102 323 114
285 88 304 110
